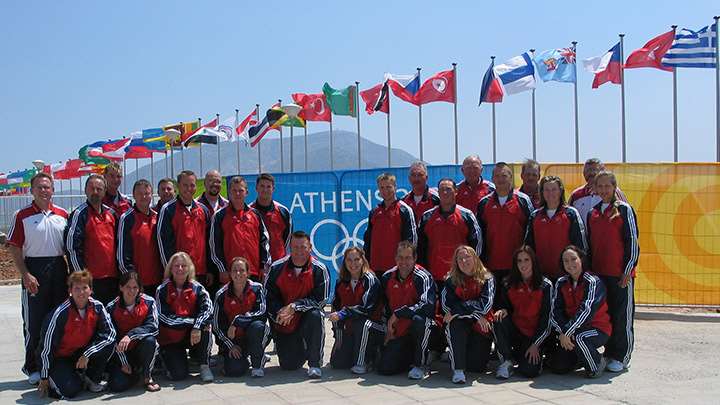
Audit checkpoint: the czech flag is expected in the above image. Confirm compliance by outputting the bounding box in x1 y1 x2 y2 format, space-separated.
583 42 623 89
479 59 504 105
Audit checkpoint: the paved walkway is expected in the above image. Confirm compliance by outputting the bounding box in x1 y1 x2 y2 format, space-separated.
1 285 718 404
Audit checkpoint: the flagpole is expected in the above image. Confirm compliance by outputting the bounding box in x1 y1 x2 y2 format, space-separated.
619 34 627 162
417 67 424 161
234 109 240 174
290 125 294 173
452 63 459 164
329 116 334 170
179 122 186 171
387 97 392 167
355 81 361 169
491 57 497 163
150 154 155 192
216 113 221 173
198 118 203 175
715 16 720 162
278 99 284 173
572 41 580 163
122 157 127 195
168 149 173 179
304 124 308 172
135 159 139 183
530 49 537 160
256 104 262 174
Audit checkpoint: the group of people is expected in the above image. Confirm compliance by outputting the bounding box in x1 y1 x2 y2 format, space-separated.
7 155 638 398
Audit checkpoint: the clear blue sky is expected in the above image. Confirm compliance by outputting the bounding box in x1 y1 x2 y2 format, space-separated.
1 0 718 173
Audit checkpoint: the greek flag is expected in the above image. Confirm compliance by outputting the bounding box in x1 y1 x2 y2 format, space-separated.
661 23 717 68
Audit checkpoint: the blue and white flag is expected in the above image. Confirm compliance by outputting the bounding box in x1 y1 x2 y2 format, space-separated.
534 47 577 83
494 52 537 95
662 23 717 68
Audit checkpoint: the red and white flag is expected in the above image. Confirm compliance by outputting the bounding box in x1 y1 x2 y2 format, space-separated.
235 108 259 142
360 82 390 115
291 93 332 122
625 30 675 72
415 69 456 104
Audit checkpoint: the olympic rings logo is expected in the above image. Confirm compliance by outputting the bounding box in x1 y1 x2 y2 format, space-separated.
309 218 368 273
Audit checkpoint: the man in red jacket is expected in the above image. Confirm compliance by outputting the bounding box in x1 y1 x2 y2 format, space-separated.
102 163 132 216
65 174 118 304
196 169 228 216
250 173 292 263
401 161 439 222
456 155 495 211
518 159 541 209
210 176 270 284
152 178 176 212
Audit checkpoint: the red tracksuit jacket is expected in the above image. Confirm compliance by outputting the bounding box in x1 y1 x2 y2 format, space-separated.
157 198 212 276
250 200 292 262
117 206 163 287
552 272 612 337
477 191 533 271
212 280 266 349
363 199 417 274
106 294 159 366
332 271 383 331
441 274 495 335
456 178 495 212
380 265 436 338
401 186 440 223
196 193 229 217
103 192 132 217
586 201 640 279
524 205 587 280
155 279 213 345
210 203 270 279
495 278 553 346
65 202 118 279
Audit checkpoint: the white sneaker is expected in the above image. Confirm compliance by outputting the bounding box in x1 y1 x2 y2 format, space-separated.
251 368 265 378
82 375 105 393
351 365 368 374
451 370 466 384
606 359 624 373
496 360 514 380
408 366 425 380
200 365 214 382
307 367 322 379
28 371 41 386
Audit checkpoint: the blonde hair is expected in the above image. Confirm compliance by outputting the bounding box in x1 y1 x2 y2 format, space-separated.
595 170 620 219
447 245 492 287
339 247 371 282
163 252 196 283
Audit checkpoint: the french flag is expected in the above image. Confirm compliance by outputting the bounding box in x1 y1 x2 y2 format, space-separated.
583 42 623 89
478 59 503 105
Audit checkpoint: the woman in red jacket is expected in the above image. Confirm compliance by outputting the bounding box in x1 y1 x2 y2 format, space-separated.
524 176 587 280
441 245 495 384
155 252 214 382
550 245 612 378
106 272 160 392
493 245 553 379
586 171 639 373
328 247 383 375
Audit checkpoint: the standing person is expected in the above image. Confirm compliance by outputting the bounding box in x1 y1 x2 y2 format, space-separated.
363 173 417 276
377 241 436 379
250 173 292 263
213 257 269 378
65 174 119 304
493 245 553 379
157 170 214 289
441 245 495 384
456 155 495 211
103 163 132 216
153 178 176 212
265 231 329 378
196 169 228 216
36 271 116 399
117 179 163 297
568 158 628 224
106 272 160 392
524 176 586 280
401 161 439 222
550 245 612 378
586 171 639 373
518 159 542 209
328 247 383 374
155 252 214 382
8 172 69 385
477 162 533 281
210 176 270 284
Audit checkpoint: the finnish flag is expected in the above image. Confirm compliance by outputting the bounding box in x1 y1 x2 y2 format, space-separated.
494 52 537 95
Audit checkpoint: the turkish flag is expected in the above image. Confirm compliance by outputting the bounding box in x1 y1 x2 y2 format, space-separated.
359 82 390 115
291 93 331 122
625 30 675 72
415 69 456 105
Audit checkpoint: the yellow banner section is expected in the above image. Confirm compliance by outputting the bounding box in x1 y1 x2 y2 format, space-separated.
539 163 720 306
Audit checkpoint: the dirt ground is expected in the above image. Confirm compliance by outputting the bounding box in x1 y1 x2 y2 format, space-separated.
0 245 17 282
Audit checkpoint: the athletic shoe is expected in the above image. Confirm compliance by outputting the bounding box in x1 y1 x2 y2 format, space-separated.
251 368 265 378
408 366 425 380
28 371 41 386
451 370 466 384
200 365 214 382
82 375 105 393
496 360 514 380
351 365 368 375
307 367 322 379
586 357 606 379
606 359 624 373
263 354 271 366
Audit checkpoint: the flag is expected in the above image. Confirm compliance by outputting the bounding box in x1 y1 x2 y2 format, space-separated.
534 47 577 83
87 138 132 160
234 108 259 142
278 104 306 128
322 83 357 117
291 93 332 122
247 107 286 147
125 130 168 158
79 142 112 165
164 122 199 147
53 159 85 180
182 126 229 147
494 52 537 94
583 42 623 89
415 69 456 104
359 82 390 115
662 23 718 68
479 59 504 105
183 118 218 143
625 30 675 71
385 73 421 105
7 169 36 186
